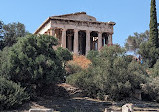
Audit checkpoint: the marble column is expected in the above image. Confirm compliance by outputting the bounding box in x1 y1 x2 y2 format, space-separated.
74 29 79 54
61 29 66 48
108 33 113 45
98 32 102 50
50 28 55 37
86 30 90 55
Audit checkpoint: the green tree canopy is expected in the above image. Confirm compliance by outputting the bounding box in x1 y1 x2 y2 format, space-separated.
0 22 30 50
0 20 3 38
150 59 159 77
0 76 29 110
86 50 99 65
55 47 73 67
149 0 158 47
138 42 159 68
125 30 149 53
1 34 66 96
0 20 4 49
138 0 159 68
3 22 28 47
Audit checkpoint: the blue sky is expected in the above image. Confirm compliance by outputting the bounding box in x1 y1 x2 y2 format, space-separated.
0 0 159 46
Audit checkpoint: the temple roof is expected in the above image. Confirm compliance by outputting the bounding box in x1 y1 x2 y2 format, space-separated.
34 12 116 34
51 12 97 22
52 12 87 18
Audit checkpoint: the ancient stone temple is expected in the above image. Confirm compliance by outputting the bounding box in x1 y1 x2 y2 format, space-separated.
34 12 115 55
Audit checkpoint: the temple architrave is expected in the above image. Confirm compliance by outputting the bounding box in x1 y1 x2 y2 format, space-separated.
34 12 115 55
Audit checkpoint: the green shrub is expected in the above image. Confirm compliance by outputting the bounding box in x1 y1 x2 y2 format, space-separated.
0 47 10 78
67 46 148 100
55 47 73 66
66 61 83 75
138 42 159 68
0 35 66 97
97 92 105 101
142 76 159 102
66 71 84 87
86 50 99 64
66 69 98 98
0 76 29 110
151 59 159 77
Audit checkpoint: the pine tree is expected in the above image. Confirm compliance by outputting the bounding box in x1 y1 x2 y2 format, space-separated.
149 0 158 47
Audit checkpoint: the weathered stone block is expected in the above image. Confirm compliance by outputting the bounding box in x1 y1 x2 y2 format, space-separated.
122 104 134 112
104 108 111 112
29 108 53 112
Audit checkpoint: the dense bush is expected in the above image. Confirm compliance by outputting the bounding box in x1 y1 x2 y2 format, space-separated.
0 35 68 97
55 47 73 67
0 47 10 76
66 61 83 75
138 42 159 68
86 50 99 64
67 46 148 100
0 76 29 110
151 59 159 77
66 69 99 98
141 76 159 102
141 60 159 102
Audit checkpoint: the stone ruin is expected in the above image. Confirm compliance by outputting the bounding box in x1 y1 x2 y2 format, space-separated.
34 12 115 55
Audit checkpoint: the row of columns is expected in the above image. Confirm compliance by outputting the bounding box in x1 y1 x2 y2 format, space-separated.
50 28 113 54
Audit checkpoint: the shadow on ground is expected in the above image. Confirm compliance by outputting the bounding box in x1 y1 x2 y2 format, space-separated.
33 97 112 112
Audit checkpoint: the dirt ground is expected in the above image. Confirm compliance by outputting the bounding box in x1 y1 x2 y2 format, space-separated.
3 96 159 112
10 97 111 112
2 83 159 112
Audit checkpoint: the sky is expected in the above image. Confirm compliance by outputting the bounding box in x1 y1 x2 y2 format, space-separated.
0 0 159 47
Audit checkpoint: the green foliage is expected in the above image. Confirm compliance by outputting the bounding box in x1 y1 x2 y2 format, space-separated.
86 50 99 64
1 34 65 97
0 21 4 50
125 31 149 53
66 69 97 98
138 42 159 67
142 77 159 102
55 47 73 66
0 47 10 78
136 2 159 67
0 40 4 50
149 0 159 48
3 22 26 47
150 59 159 77
66 61 83 75
0 20 4 37
67 46 148 100
0 22 29 50
0 76 29 110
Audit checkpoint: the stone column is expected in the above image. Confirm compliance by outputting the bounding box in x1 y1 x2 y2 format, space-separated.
108 33 113 45
61 29 66 48
74 29 79 54
86 30 90 55
98 32 102 50
50 28 55 37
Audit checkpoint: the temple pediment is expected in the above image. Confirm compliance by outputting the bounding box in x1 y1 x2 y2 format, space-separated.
52 12 97 22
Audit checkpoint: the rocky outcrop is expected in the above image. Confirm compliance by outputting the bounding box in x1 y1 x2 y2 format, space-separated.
57 83 84 98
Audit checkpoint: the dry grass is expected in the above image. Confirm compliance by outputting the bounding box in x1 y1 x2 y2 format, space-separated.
67 54 91 69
